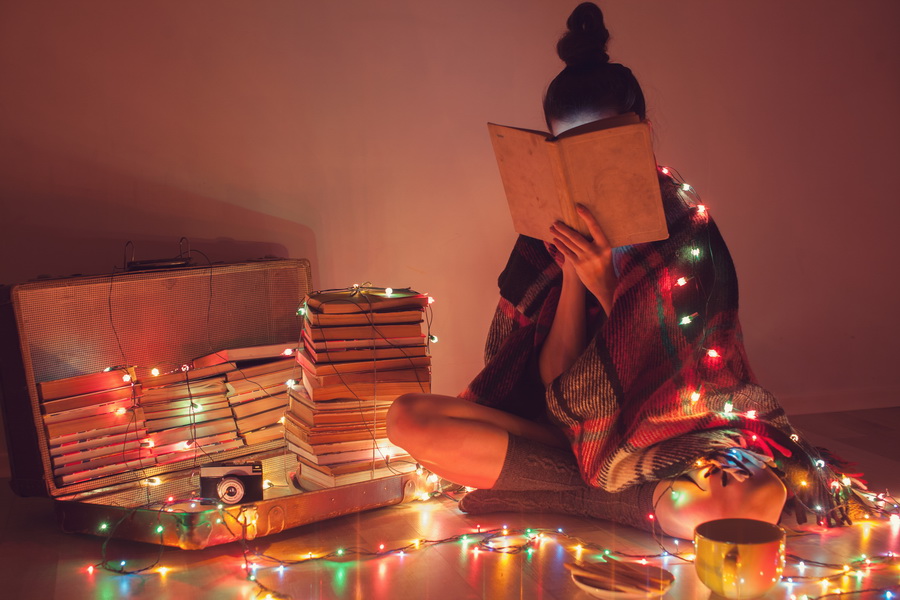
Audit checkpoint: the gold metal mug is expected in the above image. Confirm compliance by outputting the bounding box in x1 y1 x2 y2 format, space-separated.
694 518 786 599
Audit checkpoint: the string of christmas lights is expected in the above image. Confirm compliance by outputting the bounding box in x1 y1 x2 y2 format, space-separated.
80 475 900 600
653 166 878 532
72 181 897 599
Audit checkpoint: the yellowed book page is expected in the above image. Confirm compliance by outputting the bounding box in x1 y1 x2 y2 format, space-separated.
487 123 562 242
557 122 667 247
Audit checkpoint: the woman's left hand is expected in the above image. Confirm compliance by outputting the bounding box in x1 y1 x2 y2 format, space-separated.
549 204 617 314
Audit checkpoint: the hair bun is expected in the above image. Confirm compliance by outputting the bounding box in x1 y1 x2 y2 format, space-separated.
556 2 610 67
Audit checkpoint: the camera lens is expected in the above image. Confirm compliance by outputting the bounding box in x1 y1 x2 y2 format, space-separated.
217 476 245 504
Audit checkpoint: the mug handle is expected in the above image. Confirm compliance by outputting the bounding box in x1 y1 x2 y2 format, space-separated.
724 546 740 596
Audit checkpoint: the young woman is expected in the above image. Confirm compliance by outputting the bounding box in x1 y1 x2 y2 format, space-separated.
387 2 855 539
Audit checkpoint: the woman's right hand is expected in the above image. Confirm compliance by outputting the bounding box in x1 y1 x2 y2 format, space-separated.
549 205 616 314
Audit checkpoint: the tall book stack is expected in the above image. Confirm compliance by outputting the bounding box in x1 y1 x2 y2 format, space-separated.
286 287 432 489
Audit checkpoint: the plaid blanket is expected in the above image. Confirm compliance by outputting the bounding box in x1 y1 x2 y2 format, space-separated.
461 171 856 525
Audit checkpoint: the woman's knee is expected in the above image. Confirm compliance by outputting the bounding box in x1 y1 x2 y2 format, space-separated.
386 393 437 447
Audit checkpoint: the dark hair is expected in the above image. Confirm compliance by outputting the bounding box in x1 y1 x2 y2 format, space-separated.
543 2 646 129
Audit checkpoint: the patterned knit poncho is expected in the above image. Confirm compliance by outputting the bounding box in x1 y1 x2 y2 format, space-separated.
460 170 858 526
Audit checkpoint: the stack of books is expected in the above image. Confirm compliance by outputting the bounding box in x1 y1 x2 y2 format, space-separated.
140 361 243 464
225 356 296 446
141 343 300 460
39 367 153 485
36 343 299 485
285 287 432 489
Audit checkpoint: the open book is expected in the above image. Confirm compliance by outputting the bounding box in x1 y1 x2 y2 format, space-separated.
487 112 668 247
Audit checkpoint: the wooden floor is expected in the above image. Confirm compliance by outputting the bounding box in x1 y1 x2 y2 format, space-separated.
1 407 898 599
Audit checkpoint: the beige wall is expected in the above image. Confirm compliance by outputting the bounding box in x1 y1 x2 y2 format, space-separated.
1 1 898 414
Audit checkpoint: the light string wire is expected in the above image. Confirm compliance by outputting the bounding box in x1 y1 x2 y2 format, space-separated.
233 507 900 600
79 479 899 600
65 210 893 596
88 252 899 600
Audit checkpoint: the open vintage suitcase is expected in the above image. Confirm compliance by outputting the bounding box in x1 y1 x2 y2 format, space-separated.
0 259 432 549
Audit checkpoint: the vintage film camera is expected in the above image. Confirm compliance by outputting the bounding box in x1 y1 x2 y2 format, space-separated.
199 461 264 504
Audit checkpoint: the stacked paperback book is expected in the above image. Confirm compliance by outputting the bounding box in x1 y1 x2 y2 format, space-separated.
38 343 299 485
39 367 151 485
286 287 432 489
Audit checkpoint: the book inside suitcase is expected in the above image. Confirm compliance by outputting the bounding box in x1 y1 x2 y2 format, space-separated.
0 260 432 549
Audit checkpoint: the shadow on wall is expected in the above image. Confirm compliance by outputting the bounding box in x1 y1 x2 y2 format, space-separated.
0 140 319 287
